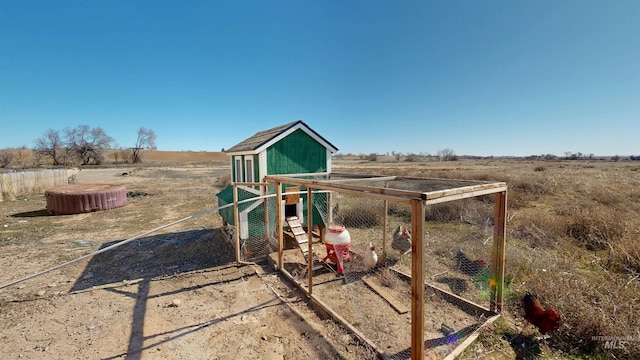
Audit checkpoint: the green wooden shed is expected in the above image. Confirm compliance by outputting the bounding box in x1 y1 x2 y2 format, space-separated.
216 120 338 240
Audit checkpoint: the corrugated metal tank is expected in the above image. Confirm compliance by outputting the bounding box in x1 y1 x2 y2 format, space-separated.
45 184 127 215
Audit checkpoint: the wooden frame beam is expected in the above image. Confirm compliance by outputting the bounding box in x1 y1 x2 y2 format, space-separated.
410 199 425 360
276 181 284 270
491 191 507 312
233 184 241 264
261 175 507 358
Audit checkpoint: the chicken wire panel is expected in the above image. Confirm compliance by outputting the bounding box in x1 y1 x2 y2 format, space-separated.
239 194 279 261
269 177 504 359
313 190 498 359
312 193 414 358
421 196 497 308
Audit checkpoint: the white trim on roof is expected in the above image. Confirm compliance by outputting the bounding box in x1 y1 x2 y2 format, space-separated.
228 150 258 156
255 122 338 154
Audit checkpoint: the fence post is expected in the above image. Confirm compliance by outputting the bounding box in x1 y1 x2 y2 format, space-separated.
233 184 241 264
491 190 507 312
410 198 425 360
277 181 284 270
307 187 314 294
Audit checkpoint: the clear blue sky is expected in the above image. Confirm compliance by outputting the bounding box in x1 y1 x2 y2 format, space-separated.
1 1 638 157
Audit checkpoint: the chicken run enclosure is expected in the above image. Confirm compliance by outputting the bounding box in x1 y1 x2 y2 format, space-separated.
220 173 507 360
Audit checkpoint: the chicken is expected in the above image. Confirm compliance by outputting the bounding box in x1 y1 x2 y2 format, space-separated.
522 292 561 335
455 250 487 276
331 203 339 219
363 242 378 269
391 225 412 256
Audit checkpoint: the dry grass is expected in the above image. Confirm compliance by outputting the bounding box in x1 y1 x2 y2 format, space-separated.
334 198 381 228
0 149 229 168
3 152 639 358
333 158 640 359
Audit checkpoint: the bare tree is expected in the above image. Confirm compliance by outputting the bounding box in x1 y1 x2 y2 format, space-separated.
131 127 157 163
0 149 13 168
437 148 457 161
65 125 114 165
120 148 132 163
34 129 65 165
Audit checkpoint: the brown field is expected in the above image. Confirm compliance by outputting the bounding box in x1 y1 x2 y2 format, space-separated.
131 150 229 163
1 154 639 359
0 149 229 168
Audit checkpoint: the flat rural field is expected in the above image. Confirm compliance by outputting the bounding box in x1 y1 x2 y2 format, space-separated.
1 156 639 359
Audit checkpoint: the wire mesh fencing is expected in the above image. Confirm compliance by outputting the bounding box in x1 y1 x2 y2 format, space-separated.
225 175 507 359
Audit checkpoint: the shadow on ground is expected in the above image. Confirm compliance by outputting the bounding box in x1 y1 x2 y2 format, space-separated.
70 227 235 292
11 209 51 217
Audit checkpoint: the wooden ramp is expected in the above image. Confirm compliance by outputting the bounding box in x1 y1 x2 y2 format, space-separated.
286 216 324 271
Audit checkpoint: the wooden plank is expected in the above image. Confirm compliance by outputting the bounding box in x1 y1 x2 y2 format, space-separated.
391 268 493 315
423 185 508 204
362 276 408 314
443 314 501 360
285 186 300 205
264 175 415 203
292 228 306 236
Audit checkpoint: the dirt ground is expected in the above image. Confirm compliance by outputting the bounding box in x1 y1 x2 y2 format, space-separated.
0 166 374 360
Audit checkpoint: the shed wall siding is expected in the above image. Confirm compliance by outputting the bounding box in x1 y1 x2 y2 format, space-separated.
266 129 326 175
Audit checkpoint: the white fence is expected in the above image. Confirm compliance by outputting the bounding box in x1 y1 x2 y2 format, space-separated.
0 169 78 201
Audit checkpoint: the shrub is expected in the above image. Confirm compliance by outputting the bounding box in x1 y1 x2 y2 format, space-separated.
387 202 411 219
607 236 640 274
508 210 563 248
425 201 465 222
334 201 380 228
404 153 419 162
216 173 232 188
564 205 626 251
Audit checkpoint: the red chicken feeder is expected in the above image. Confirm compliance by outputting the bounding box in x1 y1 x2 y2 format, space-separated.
321 224 352 274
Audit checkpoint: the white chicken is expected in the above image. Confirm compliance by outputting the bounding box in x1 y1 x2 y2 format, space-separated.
363 242 378 269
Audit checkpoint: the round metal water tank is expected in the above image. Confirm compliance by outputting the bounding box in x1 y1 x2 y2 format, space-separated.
45 184 127 215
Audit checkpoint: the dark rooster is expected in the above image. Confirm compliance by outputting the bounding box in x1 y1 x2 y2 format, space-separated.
455 250 487 276
522 292 561 335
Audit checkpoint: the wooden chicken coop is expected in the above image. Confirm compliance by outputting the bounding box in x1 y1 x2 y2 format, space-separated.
226 172 507 359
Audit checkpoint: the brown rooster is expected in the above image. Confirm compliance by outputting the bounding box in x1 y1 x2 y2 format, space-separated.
522 292 561 334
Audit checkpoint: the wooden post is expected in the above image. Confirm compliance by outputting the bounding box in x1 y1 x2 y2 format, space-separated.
263 184 270 251
327 191 333 224
382 184 389 261
233 184 241 264
491 191 507 312
277 182 284 270
410 199 425 360
307 187 314 294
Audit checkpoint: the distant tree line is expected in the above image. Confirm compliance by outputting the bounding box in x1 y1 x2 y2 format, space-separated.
333 149 459 162
32 125 156 166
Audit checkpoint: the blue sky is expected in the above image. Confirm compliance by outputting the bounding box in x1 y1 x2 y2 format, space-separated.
1 1 638 157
